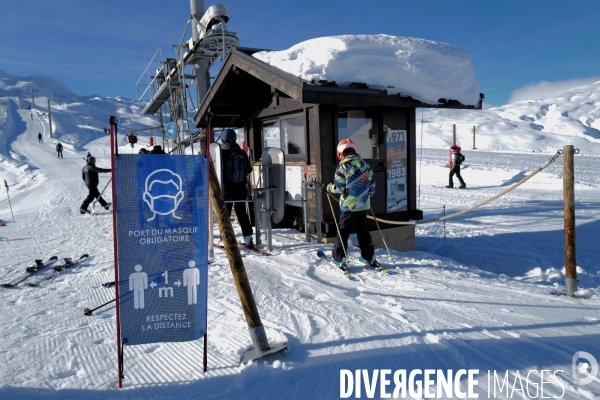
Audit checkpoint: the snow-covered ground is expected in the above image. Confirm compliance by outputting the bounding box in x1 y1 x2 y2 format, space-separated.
0 74 599 399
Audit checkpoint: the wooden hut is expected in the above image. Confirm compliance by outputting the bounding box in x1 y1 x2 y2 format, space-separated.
194 48 482 250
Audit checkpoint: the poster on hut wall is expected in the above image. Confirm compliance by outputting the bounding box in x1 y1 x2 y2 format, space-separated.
385 127 408 212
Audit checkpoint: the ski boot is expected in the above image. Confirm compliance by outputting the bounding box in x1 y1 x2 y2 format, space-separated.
359 256 381 269
332 257 349 272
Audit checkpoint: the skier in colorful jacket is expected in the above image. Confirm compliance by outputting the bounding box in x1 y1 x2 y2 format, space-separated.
326 139 376 265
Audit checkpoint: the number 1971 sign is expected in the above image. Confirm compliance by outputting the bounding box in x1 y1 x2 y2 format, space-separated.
385 128 408 212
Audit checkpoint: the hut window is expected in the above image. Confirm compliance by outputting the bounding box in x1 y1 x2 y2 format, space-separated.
261 115 306 161
338 108 380 159
282 117 306 155
262 121 281 148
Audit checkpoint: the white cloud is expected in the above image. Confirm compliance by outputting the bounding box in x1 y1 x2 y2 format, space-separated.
508 77 600 103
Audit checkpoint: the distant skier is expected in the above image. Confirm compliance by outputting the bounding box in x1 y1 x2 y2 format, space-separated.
149 145 166 154
325 139 376 269
80 156 111 214
56 142 63 158
446 145 466 189
38 132 42 143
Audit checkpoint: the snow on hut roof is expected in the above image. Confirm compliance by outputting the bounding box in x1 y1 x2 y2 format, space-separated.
253 34 481 106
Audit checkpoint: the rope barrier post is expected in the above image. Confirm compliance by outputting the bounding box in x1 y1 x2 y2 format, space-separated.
450 125 456 169
452 124 456 146
563 145 577 296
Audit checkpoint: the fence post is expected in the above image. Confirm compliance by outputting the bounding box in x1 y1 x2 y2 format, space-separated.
472 126 476 149
563 145 577 296
315 183 323 243
452 124 456 146
303 180 311 243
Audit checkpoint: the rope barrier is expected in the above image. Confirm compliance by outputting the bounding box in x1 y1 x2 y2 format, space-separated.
365 149 566 226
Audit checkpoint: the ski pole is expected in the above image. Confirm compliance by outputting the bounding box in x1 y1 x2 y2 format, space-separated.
369 207 398 268
326 193 348 261
83 285 133 316
4 180 15 223
84 298 115 316
84 284 133 315
91 178 112 213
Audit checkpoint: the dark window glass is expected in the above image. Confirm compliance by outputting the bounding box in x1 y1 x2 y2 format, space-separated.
282 117 305 155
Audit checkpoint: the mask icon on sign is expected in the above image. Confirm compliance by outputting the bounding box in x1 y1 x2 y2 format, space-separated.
143 169 184 221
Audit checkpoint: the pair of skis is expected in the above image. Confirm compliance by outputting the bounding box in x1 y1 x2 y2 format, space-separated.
24 254 89 287
347 255 397 275
0 254 89 288
0 256 58 288
316 251 397 281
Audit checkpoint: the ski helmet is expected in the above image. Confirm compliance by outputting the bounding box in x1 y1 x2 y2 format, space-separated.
337 139 356 160
222 128 237 142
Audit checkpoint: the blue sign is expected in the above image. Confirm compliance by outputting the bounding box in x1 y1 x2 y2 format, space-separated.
165 122 178 138
114 154 208 345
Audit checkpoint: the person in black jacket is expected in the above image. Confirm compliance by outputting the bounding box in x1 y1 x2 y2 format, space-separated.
56 142 63 158
149 145 166 154
220 129 254 246
80 157 111 214
38 132 42 143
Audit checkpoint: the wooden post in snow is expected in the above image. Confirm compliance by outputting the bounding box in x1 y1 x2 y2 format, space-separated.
452 124 456 146
207 158 287 362
450 124 457 168
563 145 577 296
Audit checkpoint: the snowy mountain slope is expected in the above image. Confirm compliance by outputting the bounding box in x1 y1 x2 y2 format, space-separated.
0 69 76 100
421 81 600 154
0 71 161 161
0 76 599 399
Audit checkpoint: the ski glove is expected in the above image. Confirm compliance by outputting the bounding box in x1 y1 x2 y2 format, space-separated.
325 183 334 193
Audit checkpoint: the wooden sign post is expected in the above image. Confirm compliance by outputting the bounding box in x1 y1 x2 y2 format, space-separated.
563 145 577 296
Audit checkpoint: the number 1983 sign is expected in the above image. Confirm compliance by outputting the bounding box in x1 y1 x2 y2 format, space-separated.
114 155 208 345
385 127 408 212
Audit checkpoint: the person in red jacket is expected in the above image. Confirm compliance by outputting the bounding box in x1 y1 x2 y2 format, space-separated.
446 145 466 189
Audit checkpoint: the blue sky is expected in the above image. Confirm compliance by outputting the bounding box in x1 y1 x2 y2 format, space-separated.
1 0 599 106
